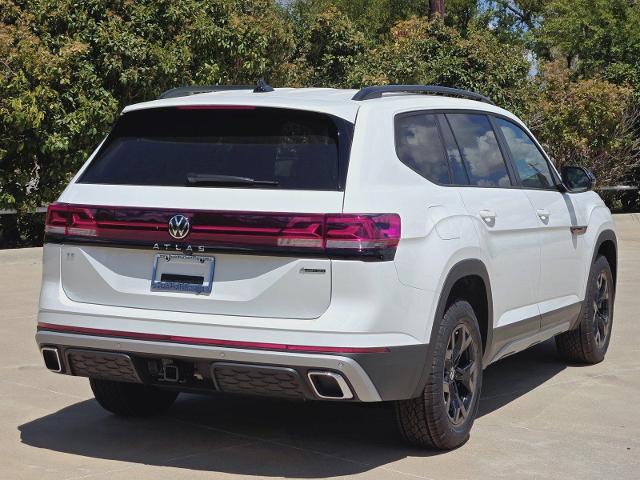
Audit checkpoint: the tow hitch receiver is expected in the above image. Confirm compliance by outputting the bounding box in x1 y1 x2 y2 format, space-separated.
147 359 182 383
160 361 180 382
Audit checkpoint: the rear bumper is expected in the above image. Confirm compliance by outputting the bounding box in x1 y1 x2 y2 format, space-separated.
36 330 428 402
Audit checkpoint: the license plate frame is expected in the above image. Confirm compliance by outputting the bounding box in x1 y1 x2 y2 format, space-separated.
151 254 215 295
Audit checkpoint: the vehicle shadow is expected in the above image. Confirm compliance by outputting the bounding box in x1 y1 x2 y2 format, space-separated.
19 339 565 477
478 338 566 417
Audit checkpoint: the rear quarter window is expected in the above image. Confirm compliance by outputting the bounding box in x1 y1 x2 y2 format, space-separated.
79 107 352 191
395 113 450 184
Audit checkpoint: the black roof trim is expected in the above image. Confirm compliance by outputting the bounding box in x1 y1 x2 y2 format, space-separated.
253 79 274 93
158 85 252 100
352 85 495 105
158 80 276 99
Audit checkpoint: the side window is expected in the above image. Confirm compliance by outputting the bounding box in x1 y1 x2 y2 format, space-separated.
395 113 450 184
446 114 512 187
437 116 470 185
495 118 555 189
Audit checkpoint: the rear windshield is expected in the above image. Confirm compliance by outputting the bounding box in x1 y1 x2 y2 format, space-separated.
79 107 352 190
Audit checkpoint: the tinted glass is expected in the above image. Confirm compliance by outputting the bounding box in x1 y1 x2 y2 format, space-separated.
447 114 511 187
438 116 469 185
395 113 449 184
79 107 346 190
495 118 554 189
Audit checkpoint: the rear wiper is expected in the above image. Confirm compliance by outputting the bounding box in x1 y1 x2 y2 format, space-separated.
186 174 279 187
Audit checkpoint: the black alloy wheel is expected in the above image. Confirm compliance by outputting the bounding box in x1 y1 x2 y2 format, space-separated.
592 271 611 349
555 255 614 364
395 300 483 450
443 323 480 425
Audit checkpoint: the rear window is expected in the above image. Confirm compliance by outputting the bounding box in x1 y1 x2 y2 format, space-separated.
79 107 352 190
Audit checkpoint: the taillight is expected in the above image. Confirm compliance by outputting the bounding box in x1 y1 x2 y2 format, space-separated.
45 204 99 238
45 203 401 260
44 203 70 236
325 214 401 259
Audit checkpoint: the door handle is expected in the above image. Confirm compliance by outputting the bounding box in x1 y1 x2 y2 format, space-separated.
479 210 496 224
536 209 550 222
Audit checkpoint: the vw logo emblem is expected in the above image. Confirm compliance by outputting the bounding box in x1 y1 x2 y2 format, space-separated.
168 214 190 240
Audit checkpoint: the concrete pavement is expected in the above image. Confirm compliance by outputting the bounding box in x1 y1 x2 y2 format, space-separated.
1 214 639 479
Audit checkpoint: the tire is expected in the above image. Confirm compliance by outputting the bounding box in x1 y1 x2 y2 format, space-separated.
90 378 178 417
555 255 614 364
395 300 483 450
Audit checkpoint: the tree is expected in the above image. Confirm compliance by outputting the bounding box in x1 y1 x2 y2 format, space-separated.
288 0 428 40
527 61 640 191
348 17 534 115
0 0 295 214
535 0 640 87
445 0 478 35
492 0 544 31
285 6 366 87
429 0 445 20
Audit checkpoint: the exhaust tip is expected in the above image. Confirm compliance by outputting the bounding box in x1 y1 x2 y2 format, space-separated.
307 371 353 400
41 347 62 373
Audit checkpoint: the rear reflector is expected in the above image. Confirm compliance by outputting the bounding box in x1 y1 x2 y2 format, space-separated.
37 323 390 354
45 203 400 260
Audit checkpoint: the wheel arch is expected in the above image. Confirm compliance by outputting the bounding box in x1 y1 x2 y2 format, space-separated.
411 258 493 397
592 229 617 289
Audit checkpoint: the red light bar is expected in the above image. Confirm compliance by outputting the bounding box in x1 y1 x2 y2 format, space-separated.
45 203 400 260
37 323 390 354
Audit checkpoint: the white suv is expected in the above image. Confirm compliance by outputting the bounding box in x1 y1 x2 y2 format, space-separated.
36 84 617 450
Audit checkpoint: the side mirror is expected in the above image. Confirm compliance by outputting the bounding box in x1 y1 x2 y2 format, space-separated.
561 166 595 193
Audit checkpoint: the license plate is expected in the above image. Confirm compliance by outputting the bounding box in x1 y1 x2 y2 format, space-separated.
151 254 215 295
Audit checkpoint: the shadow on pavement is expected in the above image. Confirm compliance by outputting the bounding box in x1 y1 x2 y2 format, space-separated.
19 339 566 477
479 338 565 416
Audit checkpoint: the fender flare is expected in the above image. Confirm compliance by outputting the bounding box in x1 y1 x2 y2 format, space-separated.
411 258 493 397
564 228 618 333
591 229 617 288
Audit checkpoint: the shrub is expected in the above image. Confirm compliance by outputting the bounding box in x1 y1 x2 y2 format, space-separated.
347 17 534 115
527 62 640 191
285 6 366 87
0 0 294 214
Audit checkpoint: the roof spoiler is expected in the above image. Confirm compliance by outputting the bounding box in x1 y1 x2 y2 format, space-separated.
351 85 495 105
158 80 274 100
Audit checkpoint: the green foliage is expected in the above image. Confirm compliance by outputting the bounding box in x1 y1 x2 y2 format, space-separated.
0 0 293 213
480 1 545 43
527 62 640 189
444 0 478 35
286 6 366 87
536 0 640 87
287 10 533 114
0 9 118 212
348 17 534 115
289 0 478 39
289 0 428 40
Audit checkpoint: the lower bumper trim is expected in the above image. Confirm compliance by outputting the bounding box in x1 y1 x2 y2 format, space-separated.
66 349 141 383
37 323 390 354
36 330 383 401
36 330 429 402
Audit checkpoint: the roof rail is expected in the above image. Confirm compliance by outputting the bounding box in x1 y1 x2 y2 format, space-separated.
158 85 251 100
351 85 495 105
